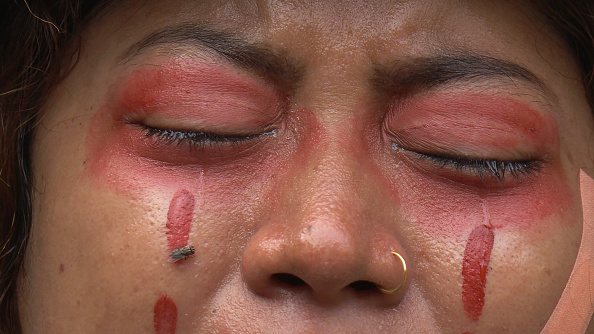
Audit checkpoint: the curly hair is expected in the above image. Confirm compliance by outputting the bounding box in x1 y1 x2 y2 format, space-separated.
0 1 592 333
0 1 115 332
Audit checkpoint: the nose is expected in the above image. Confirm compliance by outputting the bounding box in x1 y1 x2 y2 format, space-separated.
240 137 409 304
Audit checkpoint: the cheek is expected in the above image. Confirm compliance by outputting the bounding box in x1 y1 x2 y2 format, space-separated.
389 165 572 239
85 109 280 215
84 104 322 208
23 180 169 332
372 144 578 325
476 208 582 329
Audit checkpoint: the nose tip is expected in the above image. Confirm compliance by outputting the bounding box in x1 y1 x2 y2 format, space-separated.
240 222 409 304
239 128 410 305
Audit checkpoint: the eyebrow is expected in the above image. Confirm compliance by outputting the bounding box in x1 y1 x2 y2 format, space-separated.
119 24 304 90
120 24 553 101
372 53 553 100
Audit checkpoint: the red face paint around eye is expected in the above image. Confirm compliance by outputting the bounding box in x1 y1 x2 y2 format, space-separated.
85 58 297 195
166 189 195 250
381 92 572 236
462 224 495 321
154 294 177 334
119 59 286 132
375 92 575 325
387 92 559 157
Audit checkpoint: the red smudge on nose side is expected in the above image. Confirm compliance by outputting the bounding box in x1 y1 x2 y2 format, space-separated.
166 189 195 250
154 294 177 334
462 224 495 321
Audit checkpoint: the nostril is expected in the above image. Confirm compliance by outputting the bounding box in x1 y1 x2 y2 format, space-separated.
271 273 306 287
348 280 376 292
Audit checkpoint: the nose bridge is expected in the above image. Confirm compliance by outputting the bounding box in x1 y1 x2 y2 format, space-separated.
240 109 409 304
293 128 369 231
291 143 367 264
271 122 387 284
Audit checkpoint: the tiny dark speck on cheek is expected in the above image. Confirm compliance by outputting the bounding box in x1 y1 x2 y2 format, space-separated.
59 263 65 274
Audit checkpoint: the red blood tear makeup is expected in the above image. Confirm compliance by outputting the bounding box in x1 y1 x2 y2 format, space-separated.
462 224 495 321
166 189 195 250
154 294 177 334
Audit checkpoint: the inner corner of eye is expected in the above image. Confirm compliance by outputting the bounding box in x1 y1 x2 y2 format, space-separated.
391 141 417 154
391 142 402 151
122 114 143 125
263 128 278 137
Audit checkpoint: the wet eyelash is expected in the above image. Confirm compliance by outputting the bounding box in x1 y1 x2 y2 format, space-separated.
392 143 544 182
420 154 544 181
142 126 274 149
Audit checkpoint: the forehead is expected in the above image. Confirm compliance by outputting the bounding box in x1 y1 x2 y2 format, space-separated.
101 0 546 50
89 1 574 117
71 0 590 132
93 0 568 90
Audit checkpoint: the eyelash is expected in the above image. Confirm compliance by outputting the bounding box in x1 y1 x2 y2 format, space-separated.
142 126 274 149
141 126 543 181
424 154 543 181
392 144 543 182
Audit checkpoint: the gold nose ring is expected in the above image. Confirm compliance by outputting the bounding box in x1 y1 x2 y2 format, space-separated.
378 251 408 294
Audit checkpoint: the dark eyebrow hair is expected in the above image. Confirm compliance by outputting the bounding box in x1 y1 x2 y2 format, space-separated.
119 24 304 90
372 53 553 100
120 24 552 101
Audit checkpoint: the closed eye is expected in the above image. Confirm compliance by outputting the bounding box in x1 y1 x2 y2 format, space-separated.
141 125 276 150
392 143 544 183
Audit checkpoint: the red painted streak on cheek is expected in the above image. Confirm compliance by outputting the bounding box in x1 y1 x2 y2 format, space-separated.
154 295 177 334
166 189 195 249
462 224 495 321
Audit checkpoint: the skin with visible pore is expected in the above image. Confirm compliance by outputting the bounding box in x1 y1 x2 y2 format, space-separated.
18 1 594 333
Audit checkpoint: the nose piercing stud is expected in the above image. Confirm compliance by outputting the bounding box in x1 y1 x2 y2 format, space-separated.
378 251 408 294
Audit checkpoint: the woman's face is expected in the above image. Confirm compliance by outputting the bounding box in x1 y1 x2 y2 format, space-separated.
20 0 594 333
